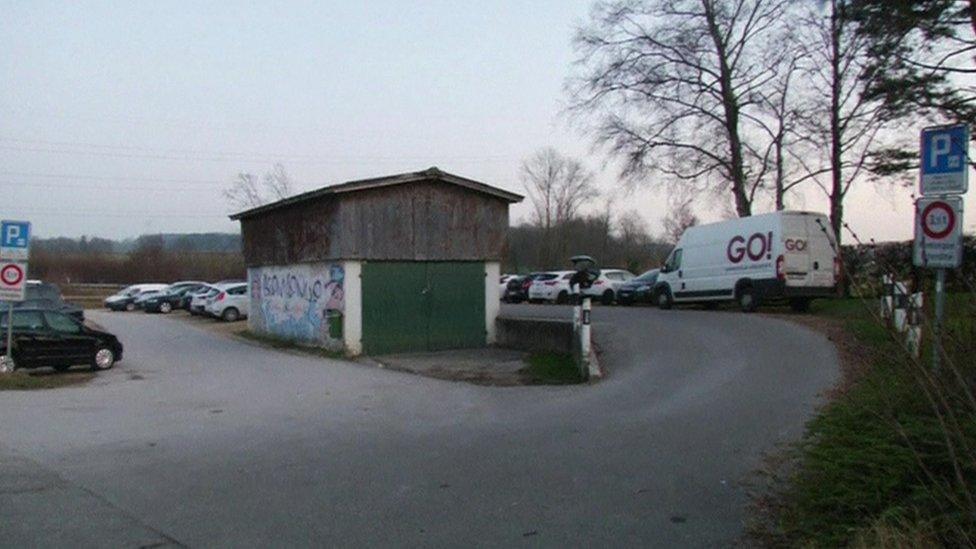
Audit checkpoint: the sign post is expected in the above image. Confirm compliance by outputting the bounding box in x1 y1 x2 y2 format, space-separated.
916 124 970 371
0 220 31 374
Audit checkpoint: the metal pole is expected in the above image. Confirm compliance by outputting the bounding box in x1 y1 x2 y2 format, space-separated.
6 301 13 362
932 268 946 372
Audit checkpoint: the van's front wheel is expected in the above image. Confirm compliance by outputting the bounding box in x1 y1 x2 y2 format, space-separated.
655 287 673 310
737 286 759 313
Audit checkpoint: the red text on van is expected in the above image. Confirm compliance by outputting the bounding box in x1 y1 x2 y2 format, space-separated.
727 232 773 263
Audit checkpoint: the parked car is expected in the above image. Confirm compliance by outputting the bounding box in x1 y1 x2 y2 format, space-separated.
581 269 636 305
653 210 840 312
0 308 123 374
0 281 85 321
205 282 249 321
616 269 660 305
498 274 517 298
503 272 544 303
143 283 209 314
104 284 169 311
189 284 222 315
527 271 576 304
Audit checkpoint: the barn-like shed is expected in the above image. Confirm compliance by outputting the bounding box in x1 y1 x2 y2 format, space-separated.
230 167 522 355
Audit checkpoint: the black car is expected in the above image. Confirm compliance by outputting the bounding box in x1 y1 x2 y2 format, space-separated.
0 282 85 321
502 272 544 303
616 269 660 305
143 284 208 314
0 309 123 373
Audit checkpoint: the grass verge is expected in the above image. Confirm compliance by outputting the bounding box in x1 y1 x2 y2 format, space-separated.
519 352 584 385
0 370 94 390
235 329 346 359
756 295 976 546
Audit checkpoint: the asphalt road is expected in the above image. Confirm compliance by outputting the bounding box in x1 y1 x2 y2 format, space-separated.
0 304 838 547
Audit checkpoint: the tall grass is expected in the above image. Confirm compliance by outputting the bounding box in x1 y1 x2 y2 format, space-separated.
774 296 976 546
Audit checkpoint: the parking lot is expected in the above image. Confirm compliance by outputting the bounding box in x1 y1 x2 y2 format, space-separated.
0 304 837 547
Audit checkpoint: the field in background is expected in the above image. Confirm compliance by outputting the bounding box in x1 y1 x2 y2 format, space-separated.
62 284 124 309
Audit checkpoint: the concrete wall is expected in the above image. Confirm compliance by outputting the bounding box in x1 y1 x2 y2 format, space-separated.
485 261 499 344
496 316 574 354
247 262 346 351
342 261 362 356
240 179 510 267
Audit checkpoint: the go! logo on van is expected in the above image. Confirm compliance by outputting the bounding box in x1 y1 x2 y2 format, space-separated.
727 232 773 263
784 238 807 252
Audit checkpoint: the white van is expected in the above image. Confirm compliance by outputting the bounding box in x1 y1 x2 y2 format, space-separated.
653 211 840 312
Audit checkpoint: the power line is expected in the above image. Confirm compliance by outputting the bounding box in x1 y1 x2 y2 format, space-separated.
0 181 219 192
0 170 225 185
0 137 519 164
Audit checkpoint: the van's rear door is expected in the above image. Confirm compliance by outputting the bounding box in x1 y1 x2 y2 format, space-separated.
782 214 836 288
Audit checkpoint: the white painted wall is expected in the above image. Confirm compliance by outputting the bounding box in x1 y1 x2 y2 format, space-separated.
485 261 500 344
343 260 363 356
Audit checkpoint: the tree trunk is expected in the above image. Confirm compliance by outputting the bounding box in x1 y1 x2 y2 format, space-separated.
829 0 845 245
703 0 752 218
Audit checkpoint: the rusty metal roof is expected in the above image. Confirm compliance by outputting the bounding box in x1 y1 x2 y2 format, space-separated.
229 167 523 220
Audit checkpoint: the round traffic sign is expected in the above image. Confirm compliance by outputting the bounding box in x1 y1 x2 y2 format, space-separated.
0 263 24 286
921 201 956 239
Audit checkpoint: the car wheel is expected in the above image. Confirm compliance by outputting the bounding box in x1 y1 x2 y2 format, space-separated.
737 286 759 313
159 302 172 314
125 302 136 312
655 287 673 310
222 307 240 322
601 290 614 306
52 364 71 372
91 347 116 371
556 291 569 304
0 355 15 374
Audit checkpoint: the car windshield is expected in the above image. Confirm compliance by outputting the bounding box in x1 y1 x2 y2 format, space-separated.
535 274 558 281
634 270 658 282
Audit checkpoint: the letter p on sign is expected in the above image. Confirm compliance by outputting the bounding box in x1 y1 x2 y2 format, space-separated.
0 220 31 261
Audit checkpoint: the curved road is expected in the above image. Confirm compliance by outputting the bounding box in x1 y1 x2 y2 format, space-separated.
0 305 837 547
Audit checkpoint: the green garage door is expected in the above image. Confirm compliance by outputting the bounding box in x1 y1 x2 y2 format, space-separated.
362 261 486 355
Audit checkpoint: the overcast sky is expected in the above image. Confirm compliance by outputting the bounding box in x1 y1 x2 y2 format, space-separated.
1 1 972 242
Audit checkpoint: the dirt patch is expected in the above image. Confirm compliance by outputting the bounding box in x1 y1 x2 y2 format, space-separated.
0 369 95 391
167 310 247 337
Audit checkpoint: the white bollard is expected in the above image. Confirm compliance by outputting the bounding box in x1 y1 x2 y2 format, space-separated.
905 292 924 358
881 274 893 320
893 282 909 333
580 296 592 371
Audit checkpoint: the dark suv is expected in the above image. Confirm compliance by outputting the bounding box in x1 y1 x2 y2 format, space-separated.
0 282 84 321
0 309 123 373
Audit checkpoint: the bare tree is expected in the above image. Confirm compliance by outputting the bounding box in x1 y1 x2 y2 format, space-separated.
520 148 597 266
571 0 790 218
793 0 896 244
521 148 596 230
223 163 295 211
662 198 699 244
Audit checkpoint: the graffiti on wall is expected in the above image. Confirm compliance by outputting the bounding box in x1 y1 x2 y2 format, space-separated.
249 263 344 349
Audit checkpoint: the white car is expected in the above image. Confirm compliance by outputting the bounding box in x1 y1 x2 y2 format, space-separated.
189 284 222 315
205 283 249 321
527 271 576 304
582 269 636 305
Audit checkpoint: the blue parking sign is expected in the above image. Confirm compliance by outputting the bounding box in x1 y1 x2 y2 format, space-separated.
0 220 31 260
920 124 970 195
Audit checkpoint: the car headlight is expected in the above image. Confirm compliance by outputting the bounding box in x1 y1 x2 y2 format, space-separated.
638 285 651 291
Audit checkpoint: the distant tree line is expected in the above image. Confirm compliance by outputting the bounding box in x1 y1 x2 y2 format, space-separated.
29 233 244 284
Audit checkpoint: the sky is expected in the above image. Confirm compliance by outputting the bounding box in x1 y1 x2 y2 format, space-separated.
1 0 972 243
